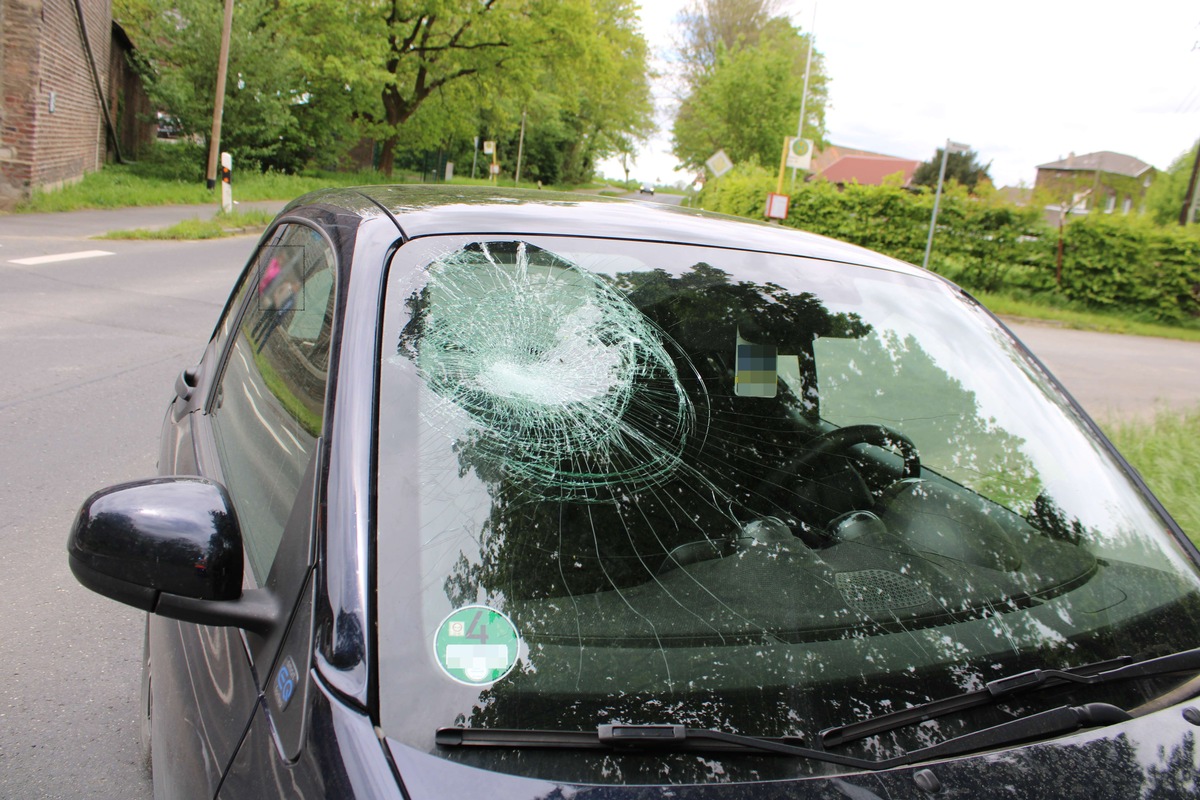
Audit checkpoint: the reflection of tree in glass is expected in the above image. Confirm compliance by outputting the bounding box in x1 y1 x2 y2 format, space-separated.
398 254 871 604
400 251 1200 782
1029 493 1087 546
1145 731 1198 797
816 328 1042 511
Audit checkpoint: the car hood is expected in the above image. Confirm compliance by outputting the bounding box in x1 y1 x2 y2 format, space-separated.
385 700 1200 799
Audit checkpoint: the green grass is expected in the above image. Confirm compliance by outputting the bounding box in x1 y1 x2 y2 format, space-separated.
978 291 1200 343
16 166 364 212
1105 407 1200 545
13 142 620 213
98 208 276 240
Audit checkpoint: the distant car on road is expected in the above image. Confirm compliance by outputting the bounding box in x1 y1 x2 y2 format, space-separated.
68 186 1200 798
639 183 655 194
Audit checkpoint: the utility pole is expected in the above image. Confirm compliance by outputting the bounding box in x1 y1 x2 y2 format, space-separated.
514 108 527 186
206 0 235 190
1180 139 1200 225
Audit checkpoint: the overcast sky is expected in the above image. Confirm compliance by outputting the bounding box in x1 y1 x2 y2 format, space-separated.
603 1 1200 188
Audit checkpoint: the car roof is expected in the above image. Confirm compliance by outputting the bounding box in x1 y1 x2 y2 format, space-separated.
285 185 931 280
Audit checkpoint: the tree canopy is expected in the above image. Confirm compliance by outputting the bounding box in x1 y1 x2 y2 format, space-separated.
116 0 653 178
120 0 313 171
1144 141 1198 225
912 148 993 193
675 0 784 82
670 0 827 173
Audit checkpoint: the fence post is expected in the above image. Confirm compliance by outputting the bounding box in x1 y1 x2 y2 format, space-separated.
220 152 233 214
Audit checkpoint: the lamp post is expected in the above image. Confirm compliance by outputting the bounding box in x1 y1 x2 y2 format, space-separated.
790 3 817 184
922 139 969 270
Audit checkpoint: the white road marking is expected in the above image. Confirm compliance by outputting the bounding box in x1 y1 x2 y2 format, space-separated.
8 250 115 265
241 382 292 455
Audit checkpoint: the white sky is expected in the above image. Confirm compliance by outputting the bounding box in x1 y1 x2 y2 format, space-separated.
601 1 1200 188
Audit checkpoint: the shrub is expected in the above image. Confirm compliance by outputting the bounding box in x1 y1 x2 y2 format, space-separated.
695 165 1200 324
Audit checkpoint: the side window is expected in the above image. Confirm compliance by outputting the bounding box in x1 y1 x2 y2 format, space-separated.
211 223 337 584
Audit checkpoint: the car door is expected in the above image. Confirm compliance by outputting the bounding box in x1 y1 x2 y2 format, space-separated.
150 221 338 799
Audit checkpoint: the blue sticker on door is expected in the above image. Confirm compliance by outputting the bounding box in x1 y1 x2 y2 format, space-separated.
273 655 300 712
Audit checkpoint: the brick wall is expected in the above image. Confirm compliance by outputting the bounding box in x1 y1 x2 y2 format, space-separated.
110 24 154 158
0 0 110 207
0 0 40 205
33 0 110 188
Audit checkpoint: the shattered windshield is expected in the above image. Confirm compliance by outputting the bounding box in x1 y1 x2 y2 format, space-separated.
374 236 1200 784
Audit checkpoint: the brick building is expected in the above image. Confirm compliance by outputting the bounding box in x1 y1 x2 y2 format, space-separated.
0 0 148 209
1034 151 1157 225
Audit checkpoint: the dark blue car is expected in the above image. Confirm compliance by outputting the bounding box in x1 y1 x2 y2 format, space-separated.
69 187 1200 798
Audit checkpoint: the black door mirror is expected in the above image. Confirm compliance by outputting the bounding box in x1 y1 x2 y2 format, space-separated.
67 477 276 633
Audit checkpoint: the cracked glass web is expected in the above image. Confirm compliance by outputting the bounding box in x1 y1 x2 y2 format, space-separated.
407 241 695 500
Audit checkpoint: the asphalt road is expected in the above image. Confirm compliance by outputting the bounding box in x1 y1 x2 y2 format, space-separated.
0 206 271 799
624 190 685 205
0 202 1196 798
1005 320 1200 422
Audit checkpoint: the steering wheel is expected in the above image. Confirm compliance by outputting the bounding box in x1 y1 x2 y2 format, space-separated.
747 424 919 542
789 424 921 480
756 423 921 506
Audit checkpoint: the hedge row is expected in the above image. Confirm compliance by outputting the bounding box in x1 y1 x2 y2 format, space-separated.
697 167 1200 323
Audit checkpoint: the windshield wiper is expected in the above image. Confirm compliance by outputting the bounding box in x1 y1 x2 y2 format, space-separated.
822 648 1200 749
437 725 825 760
437 704 1132 771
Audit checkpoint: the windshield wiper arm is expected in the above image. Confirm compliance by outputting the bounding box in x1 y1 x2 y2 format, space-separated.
438 704 1131 771
823 648 1200 749
439 724 882 768
436 725 846 762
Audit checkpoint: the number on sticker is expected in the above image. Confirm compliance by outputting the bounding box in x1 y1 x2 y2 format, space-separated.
464 610 488 644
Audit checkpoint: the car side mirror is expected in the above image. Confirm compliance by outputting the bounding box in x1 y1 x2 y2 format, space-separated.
67 477 277 633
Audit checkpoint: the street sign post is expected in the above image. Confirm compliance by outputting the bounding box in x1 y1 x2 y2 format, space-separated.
765 192 790 220
706 150 733 178
785 137 813 171
485 141 498 184
923 138 971 269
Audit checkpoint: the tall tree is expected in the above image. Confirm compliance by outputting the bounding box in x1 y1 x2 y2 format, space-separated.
375 0 652 184
676 0 783 82
912 148 993 193
284 0 595 176
671 10 827 171
119 0 652 179
119 0 314 171
528 0 654 184
1144 141 1198 225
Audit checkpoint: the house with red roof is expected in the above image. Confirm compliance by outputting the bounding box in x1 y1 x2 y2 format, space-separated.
810 145 921 188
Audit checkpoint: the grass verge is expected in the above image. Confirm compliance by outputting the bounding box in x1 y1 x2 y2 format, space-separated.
98 209 276 240
12 144 619 213
979 292 1200 343
1105 406 1200 545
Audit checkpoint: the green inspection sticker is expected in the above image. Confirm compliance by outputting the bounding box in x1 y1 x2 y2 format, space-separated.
433 605 520 686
